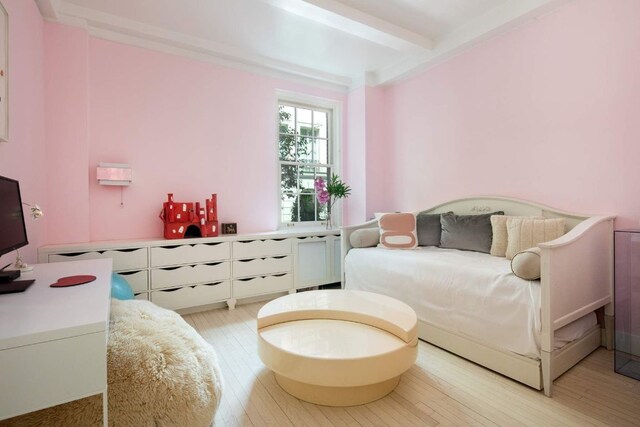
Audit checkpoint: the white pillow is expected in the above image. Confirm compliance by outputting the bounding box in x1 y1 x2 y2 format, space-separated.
505 218 565 260
349 228 380 248
511 247 541 280
490 215 543 257
378 213 417 250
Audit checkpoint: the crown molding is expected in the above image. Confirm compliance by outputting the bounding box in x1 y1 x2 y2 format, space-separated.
37 0 573 91
40 0 352 92
372 0 573 86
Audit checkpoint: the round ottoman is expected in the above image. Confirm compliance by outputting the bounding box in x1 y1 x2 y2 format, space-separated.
1 299 223 427
257 290 418 407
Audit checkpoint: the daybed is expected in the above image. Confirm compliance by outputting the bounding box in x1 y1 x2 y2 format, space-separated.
341 196 614 397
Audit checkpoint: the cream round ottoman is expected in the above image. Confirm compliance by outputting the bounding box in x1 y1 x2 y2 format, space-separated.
257 290 418 406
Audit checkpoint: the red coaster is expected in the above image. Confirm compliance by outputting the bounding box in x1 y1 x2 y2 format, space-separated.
50 275 97 288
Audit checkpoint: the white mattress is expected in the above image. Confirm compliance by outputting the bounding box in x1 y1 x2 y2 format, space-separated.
345 247 597 359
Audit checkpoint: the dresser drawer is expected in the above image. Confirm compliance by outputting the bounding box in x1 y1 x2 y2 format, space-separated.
48 248 148 271
116 270 148 293
232 239 291 259
150 242 230 267
233 256 291 278
150 281 231 310
150 262 230 289
232 273 292 298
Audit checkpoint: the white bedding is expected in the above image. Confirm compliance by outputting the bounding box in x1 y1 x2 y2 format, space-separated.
345 246 597 359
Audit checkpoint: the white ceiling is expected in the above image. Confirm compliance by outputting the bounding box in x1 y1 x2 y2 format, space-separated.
36 0 569 91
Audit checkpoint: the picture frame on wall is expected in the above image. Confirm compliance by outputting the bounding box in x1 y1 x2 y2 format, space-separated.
0 1 7 143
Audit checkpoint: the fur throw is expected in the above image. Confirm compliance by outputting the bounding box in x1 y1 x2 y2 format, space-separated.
1 299 223 427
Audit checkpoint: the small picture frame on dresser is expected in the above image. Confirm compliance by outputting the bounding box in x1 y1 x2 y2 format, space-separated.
222 223 237 235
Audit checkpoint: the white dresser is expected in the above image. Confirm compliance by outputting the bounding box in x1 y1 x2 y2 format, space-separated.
0 259 112 424
38 229 341 312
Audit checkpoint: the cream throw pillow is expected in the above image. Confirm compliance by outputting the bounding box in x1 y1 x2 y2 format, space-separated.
490 215 543 257
349 228 380 248
505 218 565 260
511 247 541 280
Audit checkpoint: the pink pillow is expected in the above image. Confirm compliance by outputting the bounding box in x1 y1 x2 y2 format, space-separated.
378 213 417 249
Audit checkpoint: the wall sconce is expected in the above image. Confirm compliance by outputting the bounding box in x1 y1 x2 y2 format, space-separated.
97 163 132 186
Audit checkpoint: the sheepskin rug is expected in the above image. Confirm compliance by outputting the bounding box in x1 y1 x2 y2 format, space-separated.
1 299 223 427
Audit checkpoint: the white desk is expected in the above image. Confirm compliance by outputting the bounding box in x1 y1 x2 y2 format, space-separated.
0 259 112 423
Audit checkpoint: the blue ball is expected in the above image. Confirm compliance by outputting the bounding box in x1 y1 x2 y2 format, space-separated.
111 273 135 300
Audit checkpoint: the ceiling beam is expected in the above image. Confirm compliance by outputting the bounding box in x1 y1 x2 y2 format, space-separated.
34 0 58 20
260 0 433 53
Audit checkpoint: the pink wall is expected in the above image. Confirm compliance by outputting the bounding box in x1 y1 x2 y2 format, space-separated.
44 24 90 244
345 85 392 224
364 86 391 220
345 86 366 225
44 28 347 243
0 0 46 266
382 0 640 228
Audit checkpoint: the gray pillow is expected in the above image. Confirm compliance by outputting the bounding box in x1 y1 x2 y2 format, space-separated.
439 211 504 253
416 212 450 246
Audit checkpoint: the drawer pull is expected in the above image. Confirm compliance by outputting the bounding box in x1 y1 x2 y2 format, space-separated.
118 270 142 276
200 282 223 287
188 282 223 289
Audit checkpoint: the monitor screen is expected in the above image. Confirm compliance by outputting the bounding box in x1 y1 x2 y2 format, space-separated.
0 176 28 257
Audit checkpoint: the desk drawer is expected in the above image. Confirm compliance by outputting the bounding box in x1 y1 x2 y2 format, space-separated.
232 273 292 298
150 242 229 267
48 248 147 271
150 281 230 310
232 239 291 259
233 256 291 278
116 270 148 293
150 262 230 289
0 331 106 421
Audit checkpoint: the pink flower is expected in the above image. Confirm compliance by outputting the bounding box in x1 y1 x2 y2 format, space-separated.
317 189 330 205
314 177 325 192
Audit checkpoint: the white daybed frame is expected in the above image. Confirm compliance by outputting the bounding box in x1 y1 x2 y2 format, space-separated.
341 196 615 397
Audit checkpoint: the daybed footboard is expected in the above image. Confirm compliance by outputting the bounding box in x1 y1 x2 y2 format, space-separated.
539 215 615 396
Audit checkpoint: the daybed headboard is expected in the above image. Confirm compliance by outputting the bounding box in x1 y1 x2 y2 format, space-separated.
420 196 589 231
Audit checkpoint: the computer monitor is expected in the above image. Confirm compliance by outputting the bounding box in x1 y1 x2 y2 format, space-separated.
0 175 28 258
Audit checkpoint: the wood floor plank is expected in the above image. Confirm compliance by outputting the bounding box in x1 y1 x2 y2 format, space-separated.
183 302 640 427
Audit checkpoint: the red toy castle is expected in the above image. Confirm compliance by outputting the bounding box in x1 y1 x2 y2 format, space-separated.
159 193 219 239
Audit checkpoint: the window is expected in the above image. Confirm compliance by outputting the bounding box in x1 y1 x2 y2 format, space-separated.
278 100 335 226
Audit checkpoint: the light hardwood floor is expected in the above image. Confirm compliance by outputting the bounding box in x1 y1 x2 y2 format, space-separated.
184 301 640 427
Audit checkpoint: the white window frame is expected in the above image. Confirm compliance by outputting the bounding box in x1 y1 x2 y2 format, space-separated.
276 90 343 229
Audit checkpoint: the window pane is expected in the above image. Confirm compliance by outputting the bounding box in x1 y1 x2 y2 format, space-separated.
314 111 327 138
298 194 316 222
281 165 297 193
297 108 312 136
281 193 296 223
279 105 295 134
313 138 329 165
299 166 315 193
279 133 296 161
297 136 313 163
